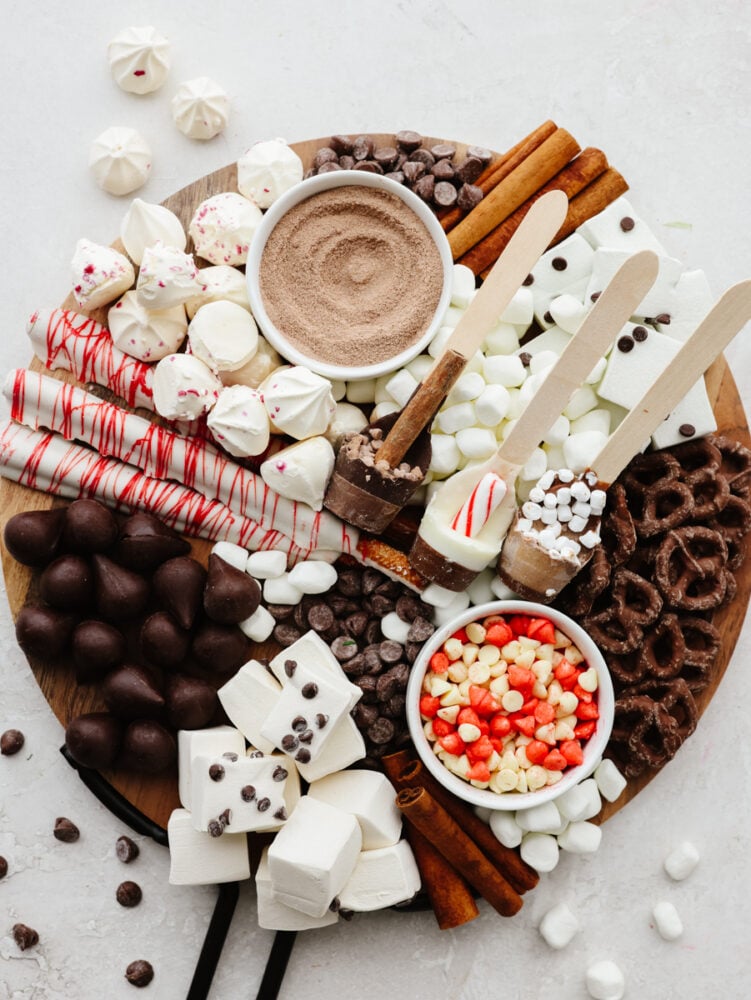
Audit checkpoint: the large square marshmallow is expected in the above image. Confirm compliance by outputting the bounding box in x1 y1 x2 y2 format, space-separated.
292 713 366 782
267 796 362 917
338 841 421 911
255 848 338 930
597 325 681 411
191 752 290 833
218 660 281 754
657 268 714 342
651 376 716 450
254 750 302 831
308 770 402 850
269 630 361 709
178 726 247 810
261 666 352 764
578 197 667 255
584 247 683 320
168 808 250 885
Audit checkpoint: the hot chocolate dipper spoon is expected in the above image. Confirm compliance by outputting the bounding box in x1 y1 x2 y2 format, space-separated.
409 249 660 591
323 190 569 533
498 278 751 602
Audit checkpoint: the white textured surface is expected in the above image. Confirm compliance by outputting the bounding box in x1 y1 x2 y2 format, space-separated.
1 1 750 998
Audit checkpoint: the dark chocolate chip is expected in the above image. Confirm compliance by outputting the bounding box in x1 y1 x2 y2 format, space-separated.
331 636 359 661
247 749 264 758
63 498 118 553
467 145 493 164
116 836 140 863
370 594 395 617
456 156 483 184
619 216 635 232
353 702 379 728
125 960 154 988
281 735 298 751
551 256 568 272
367 717 395 745
407 616 435 643
430 142 456 160
679 423 696 437
273 623 303 647
298 729 314 744
395 129 423 152
361 569 383 595
405 641 422 664
314 147 339 168
376 671 399 702
385 169 405 184
519 351 532 367
209 764 225 781
208 819 224 838
329 135 353 155
1 729 24 756
384 693 407 719
0 856 7 879
352 135 374 160
379 640 403 664
431 158 456 182
272 765 288 782
219 809 231 827
339 908 355 921
632 325 649 342
412 174 435 201
65 712 123 770
356 675 378 703
336 569 362 597
39 554 93 613
295 748 311 763
241 784 256 802
617 336 635 352
53 817 80 843
401 160 425 183
342 611 369 638
339 155 356 170
394 595 421 622
315 713 328 729
13 923 39 951
433 181 458 207
308 604 335 632
301 682 318 699
457 183 483 211
329 896 341 912
373 146 398 169
543 311 553 324
266 603 294 620
655 313 671 324
522 273 534 286
291 716 307 732
3 507 65 567
116 881 142 907
284 659 297 678
256 797 271 812
273 806 288 821
590 291 601 302
353 160 383 174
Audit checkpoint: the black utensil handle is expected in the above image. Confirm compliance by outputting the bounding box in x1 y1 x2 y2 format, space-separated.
187 881 240 1000
256 931 297 1000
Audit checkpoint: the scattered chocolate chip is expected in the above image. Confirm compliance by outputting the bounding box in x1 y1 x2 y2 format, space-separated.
152 556 206 630
632 325 649 342
551 256 568 272
267 603 294 621
679 423 697 437
620 216 635 232
256 797 271 812
314 147 338 169
209 764 225 782
339 155 356 170
53 817 80 843
13 923 39 951
63 498 118 553
355 675 378 703
281 735 298 751
431 158 455 182
219 809 231 827
379 640 403 664
65 712 123 770
290 716 307 732
352 135 374 161
0 856 7 879
1 729 24 756
353 160 383 174
373 146 398 169
329 135 353 155
590 291 601 302
116 836 139 864
315 713 328 729
125 960 154 988
456 156 483 184
208 818 224 838
298 729 314 744
353 702 379 728
617 336 635 353
301 682 318 699
413 174 435 201
3 508 65 567
272 765 288 782
342 611 369 638
329 896 341 912
294 748 311 763
247 749 264 758
273 806 287 821
116 880 142 907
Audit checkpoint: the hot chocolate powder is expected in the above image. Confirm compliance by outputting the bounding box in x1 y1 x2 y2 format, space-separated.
258 185 444 366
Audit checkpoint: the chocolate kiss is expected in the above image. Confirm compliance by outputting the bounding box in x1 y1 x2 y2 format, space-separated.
72 620 127 683
39 554 94 613
118 720 176 774
140 612 191 669
115 512 191 572
166 674 219 730
15 604 76 659
203 554 261 625
152 556 207 630
3 507 66 567
63 498 118 553
92 555 150 622
102 664 166 721
65 712 123 770
192 622 253 675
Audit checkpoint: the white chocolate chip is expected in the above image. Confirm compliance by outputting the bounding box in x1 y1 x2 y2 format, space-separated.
458 723 481 743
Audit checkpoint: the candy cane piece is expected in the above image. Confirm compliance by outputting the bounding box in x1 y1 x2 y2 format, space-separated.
450 472 507 538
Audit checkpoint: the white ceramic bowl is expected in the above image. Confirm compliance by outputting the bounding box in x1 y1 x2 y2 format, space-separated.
246 171 454 381
406 600 614 811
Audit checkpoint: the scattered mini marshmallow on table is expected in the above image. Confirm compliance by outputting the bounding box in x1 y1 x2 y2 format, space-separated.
663 841 700 881
172 76 230 140
538 901 579 949
652 900 684 941
89 126 152 196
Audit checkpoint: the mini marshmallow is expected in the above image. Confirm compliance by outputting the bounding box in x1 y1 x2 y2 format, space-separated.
385 368 418 407
432 589 471 626
520 832 560 873
338 841 420 911
570 408 611 437
543 415 570 447
190 752 289 833
238 603 275 642
490 575 517 600
177 725 246 810
267 796 362 917
529 349 559 376
429 434 461 476
466 568 495 606
455 427 497 460
558 820 602 854
246 549 287 579
579 196 667 254
483 353 526 387
256 848 338 930
346 378 377 404
657 268 714 342
292 713 366 782
586 247 682 319
168 808 250 885
563 431 608 474
652 900 683 941
380 611 412 644
538 901 579 950
598 325 681 410
563 384 599 421
451 264 476 309
585 960 625 1000
474 383 511 426
483 322 520 356
556 778 602 822
518 370 546 408
663 841 700 881
549 293 589 334
427 325 454 359
218 659 281 754
286 560 338 595
436 401 477 434
421 581 464 608
370 400 400 420
651 376 716 449
447 371 486 404
263 573 304 606
521 448 548 482
211 541 249 572
585 355 608 385
500 285 534 326
406 354 434 381
515 800 563 834
489 810 523 848
308 769 402 850
442 305 465 328
594 759 627 802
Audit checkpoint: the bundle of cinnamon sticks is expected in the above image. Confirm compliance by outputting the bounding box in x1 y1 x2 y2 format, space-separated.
441 120 629 277
383 750 538 930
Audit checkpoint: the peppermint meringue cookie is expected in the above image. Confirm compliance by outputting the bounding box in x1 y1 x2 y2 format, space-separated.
107 25 171 95
237 138 304 210
189 192 262 266
185 265 250 319
262 366 337 440
153 353 222 421
71 239 135 311
108 290 187 362
89 126 151 196
207 385 270 457
260 437 335 511
221 336 282 390
171 77 229 140
188 301 259 373
120 198 186 265
136 243 204 310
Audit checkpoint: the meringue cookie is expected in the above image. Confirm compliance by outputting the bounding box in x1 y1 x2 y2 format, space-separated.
189 192 263 266
262 366 337 440
107 25 170 95
187 301 259 373
153 353 222 421
171 77 229 140
120 198 186 265
71 239 135 311
185 265 250 319
220 336 283 390
237 138 304 210
260 437 335 511
206 385 270 457
108 290 187 362
89 126 151 196
136 242 204 310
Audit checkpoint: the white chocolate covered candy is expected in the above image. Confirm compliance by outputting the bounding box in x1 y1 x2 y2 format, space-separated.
152 352 222 420
207 385 270 457
107 25 170 95
120 198 186 265
168 808 250 886
108 290 187 362
89 126 151 196
136 243 203 310
260 437 335 511
71 239 135 311
172 76 229 140
237 138 304 209
188 301 259 373
262 366 336 440
189 192 262 266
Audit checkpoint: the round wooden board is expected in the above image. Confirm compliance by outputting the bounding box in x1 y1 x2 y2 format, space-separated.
2 134 750 833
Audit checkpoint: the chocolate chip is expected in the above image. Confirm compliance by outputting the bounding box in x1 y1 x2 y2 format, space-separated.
385 170 405 184
370 594 395 617
315 713 328 729
314 147 339 168
395 129 423 152
209 764 225 782
456 156 483 184
301 682 318 699
456 182 484 212
247 749 264 758
0 857 7 879
384 693 407 719
53 817 80 843
362 645 385 674
617 336 635 353
116 836 139 864
590 291 601 302
257 797 271 812
12 923 39 951
407 616 435 643
308 604 335 632
291 716 307 732
379 640 403 664
284 659 297 678
116 880 142 907
430 142 456 160
367 717 395 745
551 256 567 271
219 809 231 827
467 144 493 164
431 158 456 181
295 748 311 763
373 146 398 169
266 603 294 621
272 765 288 782
395 595 422 622
339 907 355 921
632 325 649 342
354 160 383 174
298 729 314 744
433 181 458 207
1 729 24 756
401 160 425 184
413 174 435 201
222 752 239 762
655 313 671 324
274 806 288 821
620 216 635 232
353 702 379 728
331 635 359 662
342 611 369 638
208 818 224 838
361 569 383 595
375 671 399 702
679 423 696 437
317 161 343 174
329 135 353 155
329 896 341 912
519 351 532 367
125 960 154 988
352 135 374 161
543 311 553 324
522 273 534 286
405 641 422 664
281 735 298 751
241 784 256 802
273 623 303 647
364 619 382 645
339 155 356 170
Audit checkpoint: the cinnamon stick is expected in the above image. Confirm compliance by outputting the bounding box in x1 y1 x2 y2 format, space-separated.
398 759 539 895
396 787 523 918
440 120 558 232
552 167 629 245
447 128 581 260
462 147 609 277
382 751 479 930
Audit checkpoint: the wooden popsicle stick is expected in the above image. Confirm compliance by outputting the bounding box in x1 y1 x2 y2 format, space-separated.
593 279 751 486
375 190 569 469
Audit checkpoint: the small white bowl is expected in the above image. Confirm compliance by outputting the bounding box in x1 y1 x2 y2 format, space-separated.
406 600 614 812
246 171 453 382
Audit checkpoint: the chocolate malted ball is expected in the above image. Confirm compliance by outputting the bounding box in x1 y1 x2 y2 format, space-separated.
53 817 80 843
203 553 261 625
152 556 206 630
140 612 190 669
191 622 253 675
39 554 94 613
1 728 25 755
119 720 176 774
116 512 190 572
125 959 154 988
65 712 123 770
165 674 218 730
103 664 165 721
3 507 66 567
15 604 76 659
62 498 118 553
92 555 150 622
72 620 127 682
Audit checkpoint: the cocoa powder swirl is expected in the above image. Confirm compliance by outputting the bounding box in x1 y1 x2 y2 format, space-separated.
259 185 444 366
